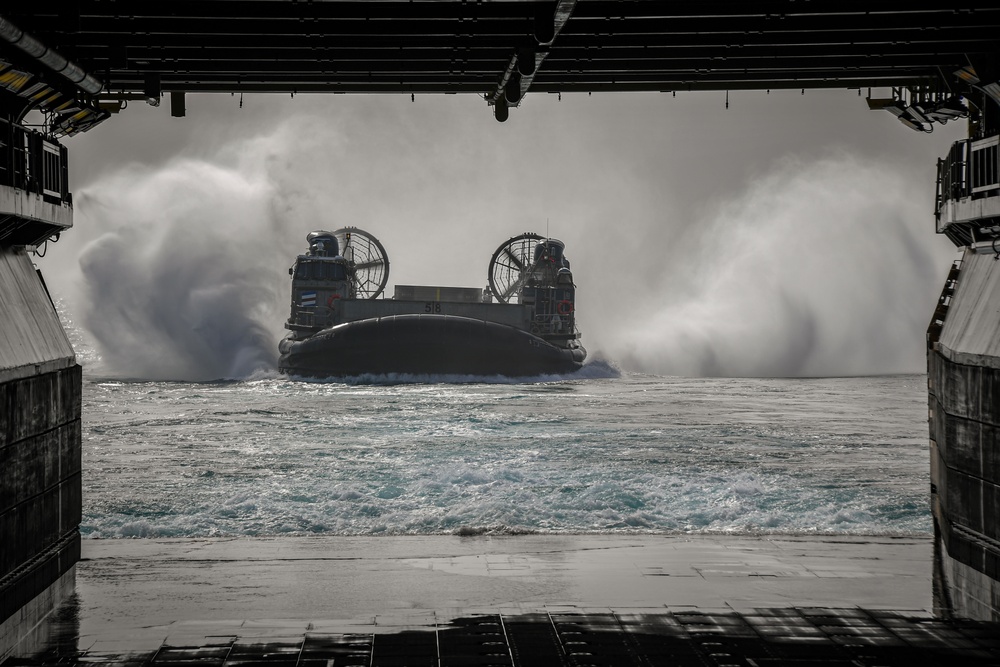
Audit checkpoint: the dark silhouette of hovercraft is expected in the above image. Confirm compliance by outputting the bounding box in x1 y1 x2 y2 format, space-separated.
278 228 586 378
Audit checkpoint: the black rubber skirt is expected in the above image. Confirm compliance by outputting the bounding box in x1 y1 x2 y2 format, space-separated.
278 314 586 378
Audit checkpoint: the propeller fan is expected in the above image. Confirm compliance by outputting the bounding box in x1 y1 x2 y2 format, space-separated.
333 227 390 299
488 232 545 303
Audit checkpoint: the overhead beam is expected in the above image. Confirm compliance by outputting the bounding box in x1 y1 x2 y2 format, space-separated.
490 0 577 121
4 2 995 123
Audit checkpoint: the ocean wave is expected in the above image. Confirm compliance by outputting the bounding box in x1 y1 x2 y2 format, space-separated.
79 372 932 540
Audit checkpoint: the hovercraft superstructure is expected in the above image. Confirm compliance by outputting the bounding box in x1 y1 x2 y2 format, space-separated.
278 228 585 377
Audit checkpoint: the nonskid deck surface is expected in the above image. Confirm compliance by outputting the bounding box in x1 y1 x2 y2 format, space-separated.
8 535 1000 666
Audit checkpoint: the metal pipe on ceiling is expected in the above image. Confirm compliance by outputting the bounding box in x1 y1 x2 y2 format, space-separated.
0 15 103 94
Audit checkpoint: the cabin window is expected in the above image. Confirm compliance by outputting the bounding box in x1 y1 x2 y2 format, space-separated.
294 260 347 281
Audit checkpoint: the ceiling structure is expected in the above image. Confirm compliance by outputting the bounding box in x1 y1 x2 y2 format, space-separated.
2 1 999 128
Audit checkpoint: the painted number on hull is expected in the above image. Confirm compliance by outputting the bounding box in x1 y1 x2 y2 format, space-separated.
424 302 442 313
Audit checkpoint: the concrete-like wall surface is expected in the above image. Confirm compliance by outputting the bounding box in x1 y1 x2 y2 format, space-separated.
0 186 72 237
930 247 1000 621
0 364 82 573
938 249 1000 370
0 564 76 661
0 246 81 659
0 249 75 384
928 352 1000 620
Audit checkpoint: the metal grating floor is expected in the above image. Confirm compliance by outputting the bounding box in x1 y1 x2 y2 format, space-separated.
8 608 1000 667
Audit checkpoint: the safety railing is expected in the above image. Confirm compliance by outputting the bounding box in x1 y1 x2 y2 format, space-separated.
936 140 968 218
0 118 70 205
935 135 1000 221
530 313 573 336
970 136 1000 194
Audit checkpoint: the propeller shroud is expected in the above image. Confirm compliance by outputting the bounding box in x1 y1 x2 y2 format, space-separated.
333 227 390 299
488 232 545 304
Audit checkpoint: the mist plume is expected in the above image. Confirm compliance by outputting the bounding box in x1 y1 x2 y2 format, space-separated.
588 153 956 376
51 95 960 380
73 152 293 380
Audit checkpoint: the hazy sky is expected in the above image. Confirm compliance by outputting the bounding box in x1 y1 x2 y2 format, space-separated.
43 88 969 379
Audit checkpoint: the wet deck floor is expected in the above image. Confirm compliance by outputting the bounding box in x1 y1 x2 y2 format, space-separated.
6 535 1000 666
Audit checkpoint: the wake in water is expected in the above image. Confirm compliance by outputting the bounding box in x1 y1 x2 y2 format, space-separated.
79 373 931 539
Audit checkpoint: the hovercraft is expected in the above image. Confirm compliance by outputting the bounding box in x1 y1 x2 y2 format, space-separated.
277 228 586 377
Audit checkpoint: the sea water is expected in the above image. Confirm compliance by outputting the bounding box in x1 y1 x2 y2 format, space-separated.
79 366 931 539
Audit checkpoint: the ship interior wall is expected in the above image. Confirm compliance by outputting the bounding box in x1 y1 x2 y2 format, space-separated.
929 248 1000 621
0 247 82 660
